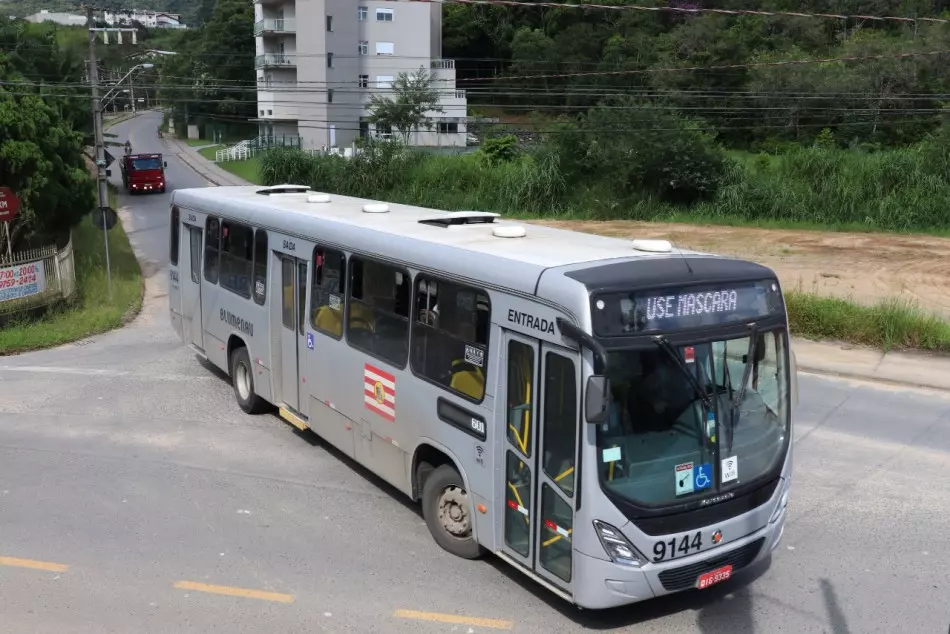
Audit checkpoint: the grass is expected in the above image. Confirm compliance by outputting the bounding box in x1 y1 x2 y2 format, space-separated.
0 187 143 355
217 156 262 184
186 138 216 147
786 291 950 353
198 145 223 161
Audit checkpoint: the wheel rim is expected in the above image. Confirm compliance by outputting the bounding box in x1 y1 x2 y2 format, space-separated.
235 361 251 401
437 485 471 539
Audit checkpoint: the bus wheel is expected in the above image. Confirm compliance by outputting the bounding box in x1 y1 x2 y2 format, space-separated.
422 464 485 560
230 347 268 415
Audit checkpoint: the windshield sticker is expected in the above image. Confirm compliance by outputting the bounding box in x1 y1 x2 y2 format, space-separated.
329 294 342 310
694 464 713 490
602 446 621 463
464 344 485 368
721 456 738 483
675 462 695 496
684 346 695 363
705 412 717 443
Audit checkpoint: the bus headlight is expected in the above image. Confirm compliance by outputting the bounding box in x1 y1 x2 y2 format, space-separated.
593 520 645 567
770 478 789 523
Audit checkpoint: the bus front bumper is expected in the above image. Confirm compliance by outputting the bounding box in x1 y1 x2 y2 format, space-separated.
572 510 786 610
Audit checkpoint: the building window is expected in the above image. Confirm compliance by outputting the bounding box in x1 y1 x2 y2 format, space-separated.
358 40 368 55
219 220 254 299
326 15 332 31
358 74 368 88
376 123 392 136
410 275 491 402
376 75 393 89
375 41 394 56
376 7 393 21
310 247 346 338
327 88 334 103
346 257 410 368
357 5 367 20
253 229 267 305
327 52 333 68
437 122 459 134
204 216 220 284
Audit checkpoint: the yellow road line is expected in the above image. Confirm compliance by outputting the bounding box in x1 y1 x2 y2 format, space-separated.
0 556 69 572
394 609 513 630
173 580 294 603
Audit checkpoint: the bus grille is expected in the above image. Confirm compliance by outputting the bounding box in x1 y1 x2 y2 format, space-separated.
657 537 765 592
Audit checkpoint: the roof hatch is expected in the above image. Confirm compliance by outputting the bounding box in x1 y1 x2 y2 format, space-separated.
418 211 500 228
256 184 311 196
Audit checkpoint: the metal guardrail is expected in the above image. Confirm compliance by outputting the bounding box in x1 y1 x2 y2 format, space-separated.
254 18 296 35
254 54 296 69
0 235 77 315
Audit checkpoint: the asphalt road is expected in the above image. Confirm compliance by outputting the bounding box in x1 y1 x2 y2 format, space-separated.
1 111 949 633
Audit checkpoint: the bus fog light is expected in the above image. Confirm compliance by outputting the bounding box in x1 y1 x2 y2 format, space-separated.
770 479 789 523
593 520 645 567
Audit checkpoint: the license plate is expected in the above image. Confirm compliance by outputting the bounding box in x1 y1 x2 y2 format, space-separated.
696 565 732 589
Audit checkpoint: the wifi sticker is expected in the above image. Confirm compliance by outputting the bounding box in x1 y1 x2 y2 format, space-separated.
721 456 738 483
475 445 485 466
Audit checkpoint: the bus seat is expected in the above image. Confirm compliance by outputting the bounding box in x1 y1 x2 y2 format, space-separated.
450 359 485 400
314 305 343 337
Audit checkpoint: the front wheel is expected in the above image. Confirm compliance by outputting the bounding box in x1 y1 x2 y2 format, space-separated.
421 464 486 560
230 346 269 414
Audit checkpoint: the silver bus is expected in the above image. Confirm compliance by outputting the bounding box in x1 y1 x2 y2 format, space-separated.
167 184 797 610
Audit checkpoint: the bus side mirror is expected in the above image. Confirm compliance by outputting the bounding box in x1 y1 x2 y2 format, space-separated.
585 375 611 424
164 161 168 168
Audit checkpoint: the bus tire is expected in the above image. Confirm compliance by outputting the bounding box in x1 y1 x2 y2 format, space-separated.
230 346 268 415
421 463 486 560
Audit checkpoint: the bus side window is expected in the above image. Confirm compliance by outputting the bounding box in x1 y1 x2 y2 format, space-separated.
410 274 490 402
252 229 267 305
347 256 410 367
542 352 577 497
204 216 220 284
219 220 253 299
310 246 346 338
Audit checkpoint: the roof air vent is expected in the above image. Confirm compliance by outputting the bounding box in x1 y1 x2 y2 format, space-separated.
363 203 390 214
492 225 526 239
308 194 331 203
632 239 673 253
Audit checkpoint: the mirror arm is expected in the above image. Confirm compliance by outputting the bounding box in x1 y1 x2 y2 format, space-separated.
556 317 606 371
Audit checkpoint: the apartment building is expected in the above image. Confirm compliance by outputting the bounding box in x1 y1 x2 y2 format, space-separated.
253 0 467 149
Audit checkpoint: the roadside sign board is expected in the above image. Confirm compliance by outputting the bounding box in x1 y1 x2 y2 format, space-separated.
91 206 118 231
0 187 20 223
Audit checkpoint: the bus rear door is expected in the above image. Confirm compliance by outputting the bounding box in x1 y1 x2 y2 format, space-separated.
275 255 309 416
181 223 204 351
500 331 580 595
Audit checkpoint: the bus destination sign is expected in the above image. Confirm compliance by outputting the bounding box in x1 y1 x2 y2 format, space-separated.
593 279 783 336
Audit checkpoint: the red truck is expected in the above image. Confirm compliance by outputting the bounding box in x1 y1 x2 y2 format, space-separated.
120 153 168 194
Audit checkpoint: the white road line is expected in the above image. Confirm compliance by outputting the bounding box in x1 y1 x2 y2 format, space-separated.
0 366 214 382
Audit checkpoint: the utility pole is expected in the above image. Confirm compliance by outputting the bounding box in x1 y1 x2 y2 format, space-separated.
86 5 113 300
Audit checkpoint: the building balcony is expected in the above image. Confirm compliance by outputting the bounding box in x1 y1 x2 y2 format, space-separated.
254 54 296 69
431 59 455 70
254 18 295 36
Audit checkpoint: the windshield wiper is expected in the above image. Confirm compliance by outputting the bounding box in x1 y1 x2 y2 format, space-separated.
650 335 713 415
724 324 759 453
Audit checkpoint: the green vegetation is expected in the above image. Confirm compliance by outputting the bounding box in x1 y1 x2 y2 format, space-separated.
786 291 950 353
258 130 950 233
0 194 143 355
218 157 261 184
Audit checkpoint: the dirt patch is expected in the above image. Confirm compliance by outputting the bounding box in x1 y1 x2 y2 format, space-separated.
535 220 950 319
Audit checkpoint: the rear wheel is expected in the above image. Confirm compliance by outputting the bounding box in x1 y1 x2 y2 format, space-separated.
421 463 486 560
230 346 268 414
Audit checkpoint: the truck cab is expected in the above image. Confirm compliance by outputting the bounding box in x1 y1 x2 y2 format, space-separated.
121 153 167 194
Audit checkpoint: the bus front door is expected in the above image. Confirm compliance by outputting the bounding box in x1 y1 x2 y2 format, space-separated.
182 224 204 351
500 331 579 595
277 255 309 416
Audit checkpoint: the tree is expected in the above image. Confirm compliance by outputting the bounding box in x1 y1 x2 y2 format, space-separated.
367 68 444 144
0 62 94 252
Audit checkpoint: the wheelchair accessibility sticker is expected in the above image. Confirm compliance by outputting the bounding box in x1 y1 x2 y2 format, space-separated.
676 462 713 496
307 332 314 350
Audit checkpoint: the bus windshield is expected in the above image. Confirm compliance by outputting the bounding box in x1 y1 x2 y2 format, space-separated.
131 157 162 171
596 329 789 508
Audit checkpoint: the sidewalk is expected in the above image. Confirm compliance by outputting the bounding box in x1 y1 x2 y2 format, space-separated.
169 139 950 393
162 135 254 187
791 338 950 392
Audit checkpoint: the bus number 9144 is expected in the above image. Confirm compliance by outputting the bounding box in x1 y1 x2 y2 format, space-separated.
653 531 703 562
